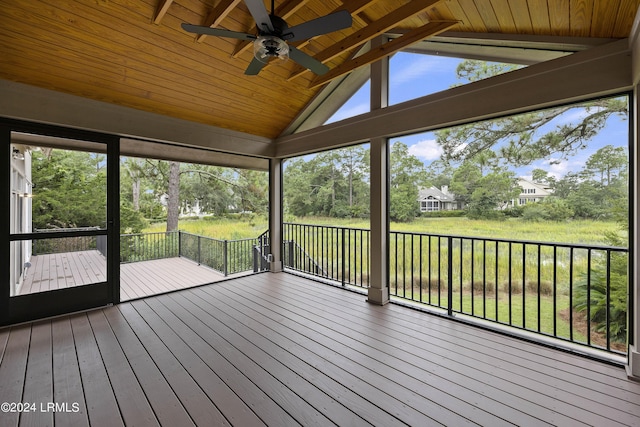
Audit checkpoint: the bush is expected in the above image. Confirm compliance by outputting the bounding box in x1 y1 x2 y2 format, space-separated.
419 210 466 218
574 265 628 344
522 198 573 222
503 206 524 218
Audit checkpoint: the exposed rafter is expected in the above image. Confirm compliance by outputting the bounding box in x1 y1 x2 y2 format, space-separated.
231 0 312 58
196 0 243 43
309 20 458 88
153 0 174 25
287 0 445 81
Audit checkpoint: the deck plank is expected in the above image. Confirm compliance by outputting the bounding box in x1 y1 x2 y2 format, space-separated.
2 273 640 426
85 310 159 426
183 286 444 426
115 303 232 427
69 314 124 427
278 274 640 406
174 290 373 427
144 296 299 426
0 324 31 426
0 325 31 427
270 274 640 424
51 317 89 427
20 321 53 427
101 306 196 427
210 277 527 426
230 274 630 426
128 299 262 426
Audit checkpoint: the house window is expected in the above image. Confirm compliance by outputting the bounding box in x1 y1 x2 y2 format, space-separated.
519 198 526 205
422 200 440 212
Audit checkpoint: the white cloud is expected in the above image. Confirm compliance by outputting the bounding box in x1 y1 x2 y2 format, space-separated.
408 139 443 161
542 158 574 179
391 56 445 86
326 102 369 123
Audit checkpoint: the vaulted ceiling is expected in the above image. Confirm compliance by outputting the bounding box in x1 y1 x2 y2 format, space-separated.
1 0 639 140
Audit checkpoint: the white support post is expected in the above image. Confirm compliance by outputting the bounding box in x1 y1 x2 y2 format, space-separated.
269 158 283 272
627 6 640 380
367 36 390 305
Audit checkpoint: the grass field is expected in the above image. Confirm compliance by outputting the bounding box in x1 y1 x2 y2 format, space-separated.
146 215 623 246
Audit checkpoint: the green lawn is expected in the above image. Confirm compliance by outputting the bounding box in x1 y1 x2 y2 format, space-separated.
145 215 268 240
145 215 621 246
285 216 622 245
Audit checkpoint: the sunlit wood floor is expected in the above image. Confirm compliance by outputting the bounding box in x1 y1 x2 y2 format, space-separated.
2 272 640 426
19 251 232 301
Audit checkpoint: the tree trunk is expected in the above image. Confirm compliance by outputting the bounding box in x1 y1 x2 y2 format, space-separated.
132 178 140 211
166 161 180 232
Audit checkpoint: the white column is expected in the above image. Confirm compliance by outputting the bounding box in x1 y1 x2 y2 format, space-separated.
269 158 283 272
367 36 390 305
627 6 640 379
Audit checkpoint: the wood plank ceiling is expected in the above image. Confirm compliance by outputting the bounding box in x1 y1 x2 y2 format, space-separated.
0 1 638 139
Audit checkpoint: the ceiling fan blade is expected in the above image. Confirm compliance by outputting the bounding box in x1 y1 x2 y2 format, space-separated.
285 10 353 42
244 0 274 33
288 46 329 76
181 24 256 41
245 57 267 75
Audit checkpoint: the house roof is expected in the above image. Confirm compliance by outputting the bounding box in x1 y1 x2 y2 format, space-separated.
1 0 638 144
517 178 553 195
418 186 455 202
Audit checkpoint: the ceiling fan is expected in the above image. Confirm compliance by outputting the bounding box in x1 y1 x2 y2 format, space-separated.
181 0 352 76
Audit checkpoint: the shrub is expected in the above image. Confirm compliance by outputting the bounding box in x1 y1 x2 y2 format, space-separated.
420 210 466 218
574 265 628 344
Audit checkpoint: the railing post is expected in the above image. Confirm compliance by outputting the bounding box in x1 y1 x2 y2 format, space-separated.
253 246 259 273
448 236 453 316
341 228 346 287
223 240 228 276
288 240 294 269
178 231 182 257
197 235 201 265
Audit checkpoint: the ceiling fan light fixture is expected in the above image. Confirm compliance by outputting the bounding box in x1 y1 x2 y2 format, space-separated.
253 35 289 63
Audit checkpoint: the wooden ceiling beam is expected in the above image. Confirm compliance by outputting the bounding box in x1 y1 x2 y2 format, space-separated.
288 0 444 81
309 20 458 88
196 0 243 43
231 0 311 58
153 0 174 25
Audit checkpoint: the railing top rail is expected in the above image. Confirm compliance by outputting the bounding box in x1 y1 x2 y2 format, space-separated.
35 226 102 233
284 222 371 232
283 222 627 252
178 231 262 244
120 231 179 237
389 229 628 252
121 230 266 244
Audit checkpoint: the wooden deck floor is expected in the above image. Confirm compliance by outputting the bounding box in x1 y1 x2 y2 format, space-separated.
1 272 639 426
19 252 230 301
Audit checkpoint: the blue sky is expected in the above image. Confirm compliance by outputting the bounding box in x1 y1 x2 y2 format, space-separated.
325 52 629 180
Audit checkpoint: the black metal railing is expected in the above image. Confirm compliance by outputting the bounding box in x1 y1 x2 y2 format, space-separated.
33 227 103 255
253 230 271 272
283 223 370 288
120 231 179 263
119 230 270 276
282 223 629 355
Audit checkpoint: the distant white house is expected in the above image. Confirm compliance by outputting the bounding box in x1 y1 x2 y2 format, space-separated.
418 186 459 212
512 178 553 206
